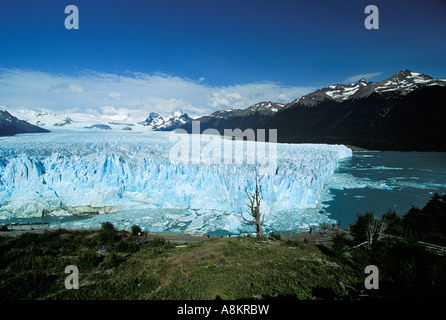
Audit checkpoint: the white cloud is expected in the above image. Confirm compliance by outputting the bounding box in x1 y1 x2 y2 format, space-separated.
48 83 86 93
208 82 313 109
209 90 243 109
107 91 121 100
344 72 383 83
0 68 314 120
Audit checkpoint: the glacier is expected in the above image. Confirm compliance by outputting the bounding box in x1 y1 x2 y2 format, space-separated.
0 129 352 234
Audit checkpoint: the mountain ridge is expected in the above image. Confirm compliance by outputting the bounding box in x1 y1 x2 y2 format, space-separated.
264 85 446 151
285 69 445 108
4 107 193 132
179 70 446 151
179 101 285 134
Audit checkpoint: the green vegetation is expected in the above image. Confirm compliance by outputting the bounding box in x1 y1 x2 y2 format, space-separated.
343 193 446 298
131 225 142 236
0 226 363 300
0 194 445 300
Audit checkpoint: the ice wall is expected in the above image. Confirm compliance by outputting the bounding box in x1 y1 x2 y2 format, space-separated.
0 131 352 222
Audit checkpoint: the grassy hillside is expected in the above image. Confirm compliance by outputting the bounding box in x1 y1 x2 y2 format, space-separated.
0 228 365 300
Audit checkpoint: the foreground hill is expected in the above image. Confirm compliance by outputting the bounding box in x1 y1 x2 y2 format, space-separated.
0 229 363 300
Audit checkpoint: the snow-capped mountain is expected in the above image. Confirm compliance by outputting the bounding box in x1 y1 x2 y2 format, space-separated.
0 108 49 136
207 101 284 119
6 107 193 132
287 69 446 108
242 101 285 114
8 109 70 127
139 110 193 131
262 70 446 151
53 117 73 127
139 112 164 128
293 78 370 107
179 70 446 151
182 70 446 134
366 69 444 96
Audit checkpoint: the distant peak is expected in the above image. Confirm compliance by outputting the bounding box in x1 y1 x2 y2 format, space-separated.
140 110 192 130
394 69 432 80
395 69 417 76
356 78 369 87
172 110 185 117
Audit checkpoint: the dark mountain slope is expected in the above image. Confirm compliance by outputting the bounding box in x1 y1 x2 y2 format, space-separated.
180 101 284 134
262 86 446 151
0 109 50 137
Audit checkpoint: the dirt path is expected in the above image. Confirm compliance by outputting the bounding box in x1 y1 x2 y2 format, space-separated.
279 228 348 243
146 232 208 244
145 228 347 245
1 227 348 245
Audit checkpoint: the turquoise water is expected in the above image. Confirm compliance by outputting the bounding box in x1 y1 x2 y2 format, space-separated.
323 151 446 226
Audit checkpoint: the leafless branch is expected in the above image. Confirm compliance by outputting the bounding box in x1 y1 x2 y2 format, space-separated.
240 166 264 237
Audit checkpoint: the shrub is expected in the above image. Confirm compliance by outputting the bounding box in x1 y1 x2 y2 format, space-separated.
100 252 123 270
78 250 104 269
99 222 118 245
115 240 139 253
349 212 375 244
331 233 350 258
131 225 142 236
268 232 281 241
284 239 303 248
148 236 169 248
101 222 115 231
402 193 446 245
381 210 403 236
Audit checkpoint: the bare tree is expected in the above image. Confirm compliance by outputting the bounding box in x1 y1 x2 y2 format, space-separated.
240 168 264 237
365 215 390 252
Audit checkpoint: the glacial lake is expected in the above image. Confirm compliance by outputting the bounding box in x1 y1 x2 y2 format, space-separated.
323 151 446 226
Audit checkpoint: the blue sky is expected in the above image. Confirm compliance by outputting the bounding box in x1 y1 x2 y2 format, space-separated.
0 0 445 117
